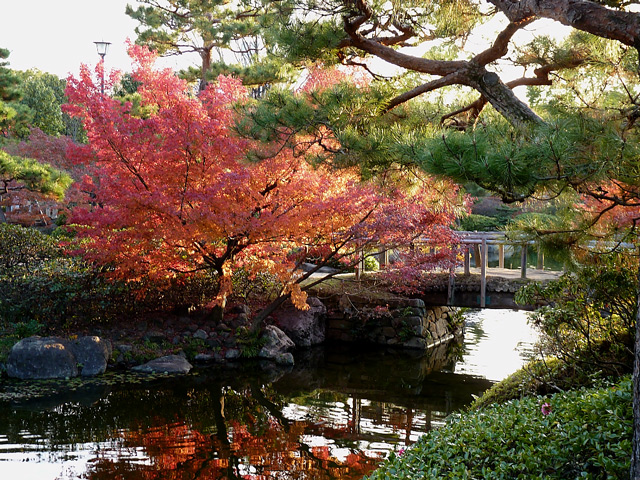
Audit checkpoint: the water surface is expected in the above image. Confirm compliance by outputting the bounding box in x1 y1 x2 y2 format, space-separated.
0 309 535 479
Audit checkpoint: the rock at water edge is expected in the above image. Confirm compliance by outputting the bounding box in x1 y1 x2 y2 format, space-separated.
274 297 327 348
132 355 193 374
72 336 112 377
7 336 78 379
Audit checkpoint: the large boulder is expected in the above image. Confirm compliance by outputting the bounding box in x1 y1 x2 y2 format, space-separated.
132 355 193 374
6 335 113 380
274 297 327 347
258 325 295 363
7 336 78 379
72 336 112 377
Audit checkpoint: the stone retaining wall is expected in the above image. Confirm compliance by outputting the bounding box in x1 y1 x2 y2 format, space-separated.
325 294 462 350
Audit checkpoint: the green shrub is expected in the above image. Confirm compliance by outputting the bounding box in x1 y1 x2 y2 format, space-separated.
0 256 221 328
471 358 598 409
0 223 60 274
231 268 282 304
13 319 43 338
457 213 502 231
366 377 632 480
516 252 635 378
364 255 380 272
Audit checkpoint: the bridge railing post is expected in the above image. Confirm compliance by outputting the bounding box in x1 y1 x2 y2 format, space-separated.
376 248 389 268
463 246 470 275
473 244 481 269
480 237 487 308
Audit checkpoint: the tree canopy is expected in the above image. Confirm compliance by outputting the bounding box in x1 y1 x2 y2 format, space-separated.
64 45 465 321
126 0 285 89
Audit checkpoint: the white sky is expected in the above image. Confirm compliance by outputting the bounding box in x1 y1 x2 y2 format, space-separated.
0 0 571 97
0 0 196 78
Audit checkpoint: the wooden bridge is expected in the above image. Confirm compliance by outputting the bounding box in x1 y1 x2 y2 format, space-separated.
368 231 563 309
454 231 562 308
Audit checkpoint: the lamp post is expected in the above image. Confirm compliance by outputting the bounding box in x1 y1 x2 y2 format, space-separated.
93 41 111 95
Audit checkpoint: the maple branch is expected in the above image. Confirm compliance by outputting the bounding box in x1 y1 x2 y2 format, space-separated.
106 139 150 191
179 146 195 223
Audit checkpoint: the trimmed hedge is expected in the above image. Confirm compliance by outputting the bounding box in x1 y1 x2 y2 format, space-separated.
366 377 631 479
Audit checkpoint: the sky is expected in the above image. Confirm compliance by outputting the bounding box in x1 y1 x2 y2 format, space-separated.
0 0 574 101
0 0 195 78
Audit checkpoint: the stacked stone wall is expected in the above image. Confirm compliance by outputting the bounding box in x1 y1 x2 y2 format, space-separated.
325 295 462 350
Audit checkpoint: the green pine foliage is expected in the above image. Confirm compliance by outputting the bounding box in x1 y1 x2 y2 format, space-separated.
0 150 72 198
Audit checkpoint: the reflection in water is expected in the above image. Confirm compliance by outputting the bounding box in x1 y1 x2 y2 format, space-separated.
0 309 535 479
458 309 536 381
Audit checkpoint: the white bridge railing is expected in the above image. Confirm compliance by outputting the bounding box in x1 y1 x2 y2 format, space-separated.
457 231 543 307
368 231 549 308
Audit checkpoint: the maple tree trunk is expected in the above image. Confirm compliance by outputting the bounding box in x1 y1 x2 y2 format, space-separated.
250 293 290 333
211 382 229 447
209 296 226 324
632 245 640 480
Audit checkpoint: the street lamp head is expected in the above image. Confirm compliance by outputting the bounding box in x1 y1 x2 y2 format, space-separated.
94 41 111 59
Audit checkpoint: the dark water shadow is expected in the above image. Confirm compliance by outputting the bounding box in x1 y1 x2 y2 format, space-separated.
0 341 493 480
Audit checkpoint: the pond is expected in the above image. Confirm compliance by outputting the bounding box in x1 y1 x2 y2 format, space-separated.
0 309 536 480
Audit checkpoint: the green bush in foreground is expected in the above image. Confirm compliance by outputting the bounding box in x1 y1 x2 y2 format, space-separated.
365 377 631 480
470 357 601 409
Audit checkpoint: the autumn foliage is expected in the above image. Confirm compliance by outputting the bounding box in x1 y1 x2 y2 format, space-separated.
63 45 464 315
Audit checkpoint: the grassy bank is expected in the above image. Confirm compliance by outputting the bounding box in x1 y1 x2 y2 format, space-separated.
365 376 631 479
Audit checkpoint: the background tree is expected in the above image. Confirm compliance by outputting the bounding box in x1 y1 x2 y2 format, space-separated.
0 48 30 139
16 71 65 137
64 45 464 325
17 70 87 142
0 150 72 224
126 0 284 91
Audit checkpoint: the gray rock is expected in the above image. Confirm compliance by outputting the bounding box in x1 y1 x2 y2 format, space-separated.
193 329 208 340
402 299 426 308
274 352 295 366
258 325 295 361
434 318 450 339
7 336 78 379
402 337 429 350
274 297 327 347
224 348 241 360
71 336 112 377
194 353 215 362
229 313 249 330
230 304 251 315
144 331 167 344
131 355 192 374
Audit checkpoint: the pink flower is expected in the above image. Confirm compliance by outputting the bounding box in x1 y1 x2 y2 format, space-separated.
398 448 406 456
541 402 552 416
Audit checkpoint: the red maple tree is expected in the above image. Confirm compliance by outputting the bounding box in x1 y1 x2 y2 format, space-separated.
64 45 464 322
